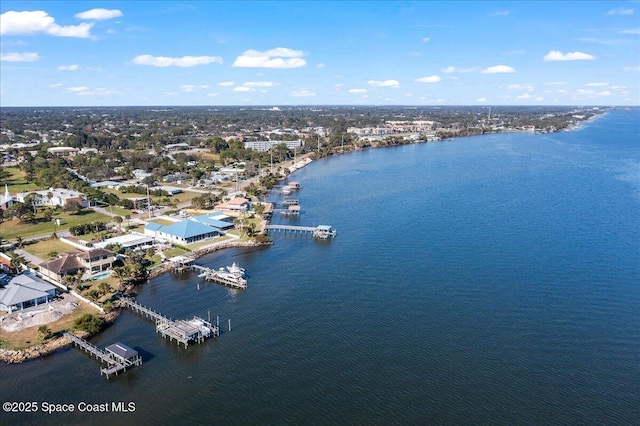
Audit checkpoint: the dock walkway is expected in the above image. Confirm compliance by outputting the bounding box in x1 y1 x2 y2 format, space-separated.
265 224 337 239
64 332 142 378
121 298 219 348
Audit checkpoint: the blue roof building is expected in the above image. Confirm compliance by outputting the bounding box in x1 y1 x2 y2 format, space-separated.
144 219 219 245
191 214 235 231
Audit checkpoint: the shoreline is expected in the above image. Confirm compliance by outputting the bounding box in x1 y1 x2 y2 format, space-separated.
0 239 271 364
0 112 603 365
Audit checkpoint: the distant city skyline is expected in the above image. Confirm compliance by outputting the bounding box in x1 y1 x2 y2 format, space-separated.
1 1 638 107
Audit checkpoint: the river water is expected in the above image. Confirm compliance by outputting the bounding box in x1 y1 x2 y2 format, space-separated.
1 109 639 425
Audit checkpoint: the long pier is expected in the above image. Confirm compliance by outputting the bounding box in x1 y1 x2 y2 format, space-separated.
265 224 337 239
121 299 219 348
64 332 142 379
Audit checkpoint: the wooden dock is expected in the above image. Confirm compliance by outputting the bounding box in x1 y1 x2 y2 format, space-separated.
121 298 220 348
64 332 142 379
171 260 247 290
265 224 337 239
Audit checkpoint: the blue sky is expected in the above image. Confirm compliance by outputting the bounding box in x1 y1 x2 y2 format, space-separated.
1 1 638 106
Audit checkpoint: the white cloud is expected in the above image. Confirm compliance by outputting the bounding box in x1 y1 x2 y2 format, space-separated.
415 75 441 83
482 65 516 73
289 89 316 97
620 28 640 34
131 54 223 67
334 83 344 88
585 82 608 87
607 7 634 15
0 11 93 38
233 47 306 69
207 92 219 97
348 89 368 94
317 63 325 68
243 81 277 87
535 97 544 101
368 79 400 88
623 66 640 72
218 81 235 87
508 84 534 91
200 85 210 89
422 37 430 42
598 91 612 96
180 85 196 92
58 64 79 71
233 86 251 92
516 93 531 99
543 50 595 61
68 86 89 93
477 97 488 102
489 11 510 16
442 65 479 73
49 83 62 88
75 9 123 20
0 51 39 62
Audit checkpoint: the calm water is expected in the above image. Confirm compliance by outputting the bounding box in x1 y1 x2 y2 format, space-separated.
2 109 639 425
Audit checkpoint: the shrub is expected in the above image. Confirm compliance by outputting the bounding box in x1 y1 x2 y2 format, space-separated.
73 314 105 334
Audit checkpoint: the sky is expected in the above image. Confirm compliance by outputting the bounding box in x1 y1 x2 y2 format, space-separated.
0 1 639 107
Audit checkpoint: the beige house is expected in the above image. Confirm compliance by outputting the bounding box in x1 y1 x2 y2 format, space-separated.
38 248 115 283
214 197 250 214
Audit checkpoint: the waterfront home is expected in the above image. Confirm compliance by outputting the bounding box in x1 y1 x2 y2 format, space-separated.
143 219 219 245
0 270 58 313
214 197 250 214
94 232 155 252
190 214 235 231
38 248 115 283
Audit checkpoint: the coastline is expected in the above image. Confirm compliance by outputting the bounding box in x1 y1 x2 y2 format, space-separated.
0 112 604 365
0 239 271 364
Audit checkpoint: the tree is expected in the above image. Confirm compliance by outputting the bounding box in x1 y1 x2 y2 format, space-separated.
253 202 266 216
73 314 105 334
15 236 23 248
64 200 82 215
98 281 112 296
38 325 53 340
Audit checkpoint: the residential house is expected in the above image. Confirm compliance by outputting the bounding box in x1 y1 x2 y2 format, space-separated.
38 248 115 283
14 188 88 209
214 197 250 214
0 270 58 313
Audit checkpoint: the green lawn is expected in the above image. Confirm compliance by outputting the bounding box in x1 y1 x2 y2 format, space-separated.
0 209 111 240
164 247 191 258
20 239 75 260
1 167 39 192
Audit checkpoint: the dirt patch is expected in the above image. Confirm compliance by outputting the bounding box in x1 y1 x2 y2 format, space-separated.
0 293 80 333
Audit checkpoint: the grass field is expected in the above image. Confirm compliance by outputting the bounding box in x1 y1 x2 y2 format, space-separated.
1 167 39 192
0 209 111 240
20 239 75 260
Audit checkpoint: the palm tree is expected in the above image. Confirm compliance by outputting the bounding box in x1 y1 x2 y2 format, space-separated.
15 236 23 248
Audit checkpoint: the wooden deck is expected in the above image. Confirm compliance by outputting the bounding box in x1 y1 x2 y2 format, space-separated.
64 332 142 379
121 298 220 348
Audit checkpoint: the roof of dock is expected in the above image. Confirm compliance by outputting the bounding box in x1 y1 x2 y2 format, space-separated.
105 343 138 360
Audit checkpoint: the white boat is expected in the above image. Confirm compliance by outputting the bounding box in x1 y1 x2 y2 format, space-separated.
226 262 245 277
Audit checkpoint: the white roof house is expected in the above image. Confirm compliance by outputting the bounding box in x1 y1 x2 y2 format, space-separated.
0 271 58 313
